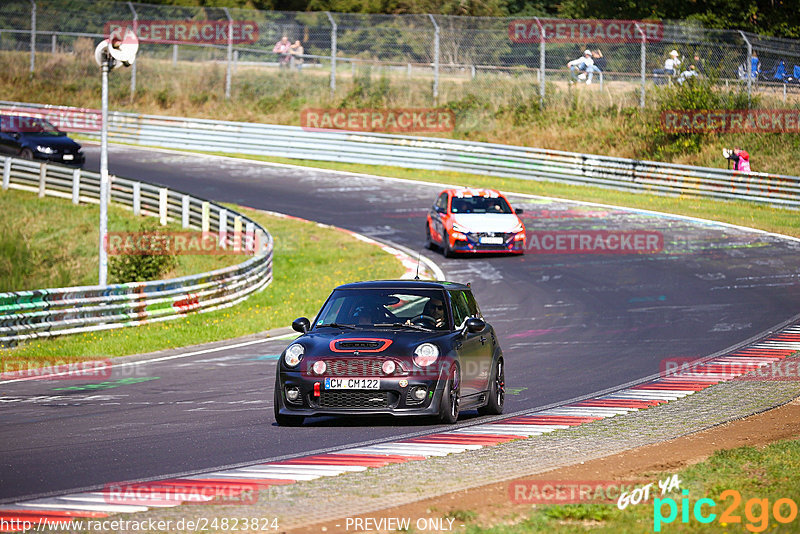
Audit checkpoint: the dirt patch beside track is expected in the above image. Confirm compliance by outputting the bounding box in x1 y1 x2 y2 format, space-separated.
290 397 800 533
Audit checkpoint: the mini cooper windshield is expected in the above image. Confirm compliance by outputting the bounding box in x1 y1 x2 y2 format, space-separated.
315 288 450 331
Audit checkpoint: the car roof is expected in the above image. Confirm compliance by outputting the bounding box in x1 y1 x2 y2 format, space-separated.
440 188 505 198
334 279 471 291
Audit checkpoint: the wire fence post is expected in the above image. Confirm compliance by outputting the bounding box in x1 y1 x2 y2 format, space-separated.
127 2 137 101
534 17 545 107
223 7 233 100
325 12 336 97
739 30 752 103
429 14 440 103
29 0 35 73
635 22 646 109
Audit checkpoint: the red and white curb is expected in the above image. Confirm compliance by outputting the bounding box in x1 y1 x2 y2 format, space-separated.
3 326 798 530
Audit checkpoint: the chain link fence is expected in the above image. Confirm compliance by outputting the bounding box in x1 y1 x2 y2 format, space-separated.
3 0 800 112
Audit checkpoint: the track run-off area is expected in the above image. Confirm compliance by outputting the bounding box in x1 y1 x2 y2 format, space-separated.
2 143 800 506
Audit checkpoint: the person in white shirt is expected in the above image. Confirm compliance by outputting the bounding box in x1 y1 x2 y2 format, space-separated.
654 49 681 85
567 50 595 84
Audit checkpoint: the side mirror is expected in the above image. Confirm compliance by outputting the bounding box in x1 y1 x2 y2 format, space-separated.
292 317 310 334
515 207 523 215
465 317 486 334
435 206 445 214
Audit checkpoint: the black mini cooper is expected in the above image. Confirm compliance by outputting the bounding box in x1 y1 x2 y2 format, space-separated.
274 280 505 426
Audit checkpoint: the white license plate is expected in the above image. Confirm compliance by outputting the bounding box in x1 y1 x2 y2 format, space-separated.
479 236 504 244
63 154 74 161
324 378 380 390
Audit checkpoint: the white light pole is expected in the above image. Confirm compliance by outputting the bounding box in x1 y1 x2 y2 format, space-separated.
95 27 138 286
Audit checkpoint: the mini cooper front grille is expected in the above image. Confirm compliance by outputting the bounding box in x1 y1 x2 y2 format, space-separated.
319 391 391 408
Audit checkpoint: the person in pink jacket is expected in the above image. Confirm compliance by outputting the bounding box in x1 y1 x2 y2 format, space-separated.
724 147 751 172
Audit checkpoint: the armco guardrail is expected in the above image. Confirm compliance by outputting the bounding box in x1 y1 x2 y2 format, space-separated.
0 156 273 346
2 101 797 208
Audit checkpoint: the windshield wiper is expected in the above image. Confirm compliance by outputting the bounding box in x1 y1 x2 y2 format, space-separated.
373 322 433 332
317 322 356 330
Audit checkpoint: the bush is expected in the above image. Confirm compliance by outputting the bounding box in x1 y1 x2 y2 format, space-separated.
109 223 177 283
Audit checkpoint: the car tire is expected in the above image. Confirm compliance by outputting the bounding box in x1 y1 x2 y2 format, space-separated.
273 379 304 427
19 148 33 160
437 364 460 424
425 223 436 251
478 358 504 416
442 232 455 258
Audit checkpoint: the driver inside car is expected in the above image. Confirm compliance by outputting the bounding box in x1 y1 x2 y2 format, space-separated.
422 298 446 328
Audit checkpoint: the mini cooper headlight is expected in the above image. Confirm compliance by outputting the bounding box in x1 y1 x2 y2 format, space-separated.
312 360 327 375
284 344 304 367
413 343 439 367
36 145 55 154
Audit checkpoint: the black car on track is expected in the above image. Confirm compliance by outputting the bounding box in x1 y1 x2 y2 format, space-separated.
0 115 85 166
274 280 505 426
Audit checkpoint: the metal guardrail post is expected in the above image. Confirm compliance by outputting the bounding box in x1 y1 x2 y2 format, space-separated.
325 12 336 96
2 158 9 191
739 31 753 103
72 167 80 204
159 188 168 225
182 194 190 228
223 7 233 100
127 2 138 100
29 0 35 73
202 201 210 232
534 17 545 107
219 208 228 247
38 162 46 197
429 14 440 102
635 22 646 109
132 181 141 216
233 215 242 252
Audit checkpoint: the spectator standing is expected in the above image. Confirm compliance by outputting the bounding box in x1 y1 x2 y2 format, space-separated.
750 51 761 79
567 49 594 84
692 54 707 75
272 36 291 67
289 40 304 70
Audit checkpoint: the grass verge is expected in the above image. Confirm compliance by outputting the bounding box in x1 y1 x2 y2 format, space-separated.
2 205 404 363
0 188 239 292
202 152 800 239
457 437 800 533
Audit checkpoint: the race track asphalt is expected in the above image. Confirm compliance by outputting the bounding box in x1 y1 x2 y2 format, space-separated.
2 144 799 501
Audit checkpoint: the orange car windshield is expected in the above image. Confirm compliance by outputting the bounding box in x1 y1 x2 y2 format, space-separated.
451 196 512 214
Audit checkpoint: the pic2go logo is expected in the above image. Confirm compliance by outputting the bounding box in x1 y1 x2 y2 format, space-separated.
654 489 799 532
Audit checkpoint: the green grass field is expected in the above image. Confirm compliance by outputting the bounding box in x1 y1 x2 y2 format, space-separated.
455 437 800 533
0 188 240 292
3 204 403 363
